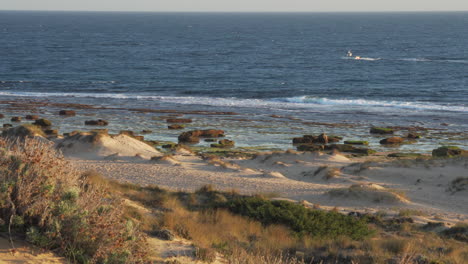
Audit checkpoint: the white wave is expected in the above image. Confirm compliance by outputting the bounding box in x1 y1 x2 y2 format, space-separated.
277 96 467 112
0 91 465 112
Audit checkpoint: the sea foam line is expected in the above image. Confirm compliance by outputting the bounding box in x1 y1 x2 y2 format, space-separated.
0 91 466 112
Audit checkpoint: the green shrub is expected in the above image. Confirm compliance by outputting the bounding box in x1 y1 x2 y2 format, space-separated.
220 197 373 240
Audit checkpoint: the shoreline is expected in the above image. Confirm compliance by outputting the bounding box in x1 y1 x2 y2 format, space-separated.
1 97 467 154
1 97 467 225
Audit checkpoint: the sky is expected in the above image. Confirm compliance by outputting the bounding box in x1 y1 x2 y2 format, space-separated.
1 0 468 12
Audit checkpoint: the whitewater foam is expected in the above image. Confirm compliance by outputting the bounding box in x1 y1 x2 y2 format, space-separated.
0 91 466 113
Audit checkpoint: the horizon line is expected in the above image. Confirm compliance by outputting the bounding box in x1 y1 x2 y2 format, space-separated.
1 9 468 13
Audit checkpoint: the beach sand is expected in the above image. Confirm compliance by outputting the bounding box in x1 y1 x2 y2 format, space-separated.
67 133 468 225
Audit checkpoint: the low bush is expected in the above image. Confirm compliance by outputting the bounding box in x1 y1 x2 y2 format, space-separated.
0 138 148 263
220 196 373 240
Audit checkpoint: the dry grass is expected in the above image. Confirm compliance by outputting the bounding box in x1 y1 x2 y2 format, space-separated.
0 138 148 263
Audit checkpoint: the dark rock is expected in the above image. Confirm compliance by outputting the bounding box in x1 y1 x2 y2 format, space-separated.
166 118 192 123
119 130 135 137
0 114 4 118
11 116 21 122
204 139 217 142
33 118 52 127
211 139 235 148
325 144 376 155
293 135 317 144
25 115 39 120
297 144 325 152
59 110 76 116
144 140 159 146
44 129 59 136
370 127 394 134
168 124 185 130
293 134 341 144
162 143 177 149
407 133 421 139
317 133 329 144
344 140 369 145
152 229 175 241
85 119 109 126
432 146 467 158
3 124 12 128
380 137 404 145
387 153 423 158
328 135 343 143
141 130 152 134
178 129 225 143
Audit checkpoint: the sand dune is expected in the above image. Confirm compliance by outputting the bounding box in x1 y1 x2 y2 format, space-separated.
71 149 468 224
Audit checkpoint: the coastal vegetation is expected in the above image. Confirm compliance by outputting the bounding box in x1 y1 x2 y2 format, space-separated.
0 131 467 263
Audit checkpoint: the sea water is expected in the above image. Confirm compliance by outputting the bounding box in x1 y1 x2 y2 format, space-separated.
0 11 467 152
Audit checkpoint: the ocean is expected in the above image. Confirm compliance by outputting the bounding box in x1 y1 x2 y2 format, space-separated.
1 11 467 152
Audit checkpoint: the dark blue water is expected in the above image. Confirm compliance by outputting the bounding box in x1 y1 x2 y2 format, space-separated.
0 11 467 150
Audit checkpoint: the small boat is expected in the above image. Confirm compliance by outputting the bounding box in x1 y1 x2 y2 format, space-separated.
347 50 362 60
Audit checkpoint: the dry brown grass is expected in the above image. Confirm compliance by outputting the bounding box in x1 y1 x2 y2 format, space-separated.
0 138 148 263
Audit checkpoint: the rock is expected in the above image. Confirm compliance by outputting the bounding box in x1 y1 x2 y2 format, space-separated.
325 144 376 155
3 124 12 129
297 144 325 152
204 138 217 142
152 229 175 241
85 119 109 126
293 135 317 144
0 114 4 118
380 137 404 145
59 110 76 116
25 115 39 120
119 130 135 137
178 129 224 143
33 118 52 127
166 118 192 123
144 140 159 146
387 153 423 158
44 129 59 136
293 134 341 144
211 139 235 148
168 124 185 130
162 143 177 149
370 127 394 134
344 140 369 145
141 130 152 134
178 133 200 143
407 133 421 139
432 146 467 158
328 135 343 143
317 133 328 144
11 116 21 122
